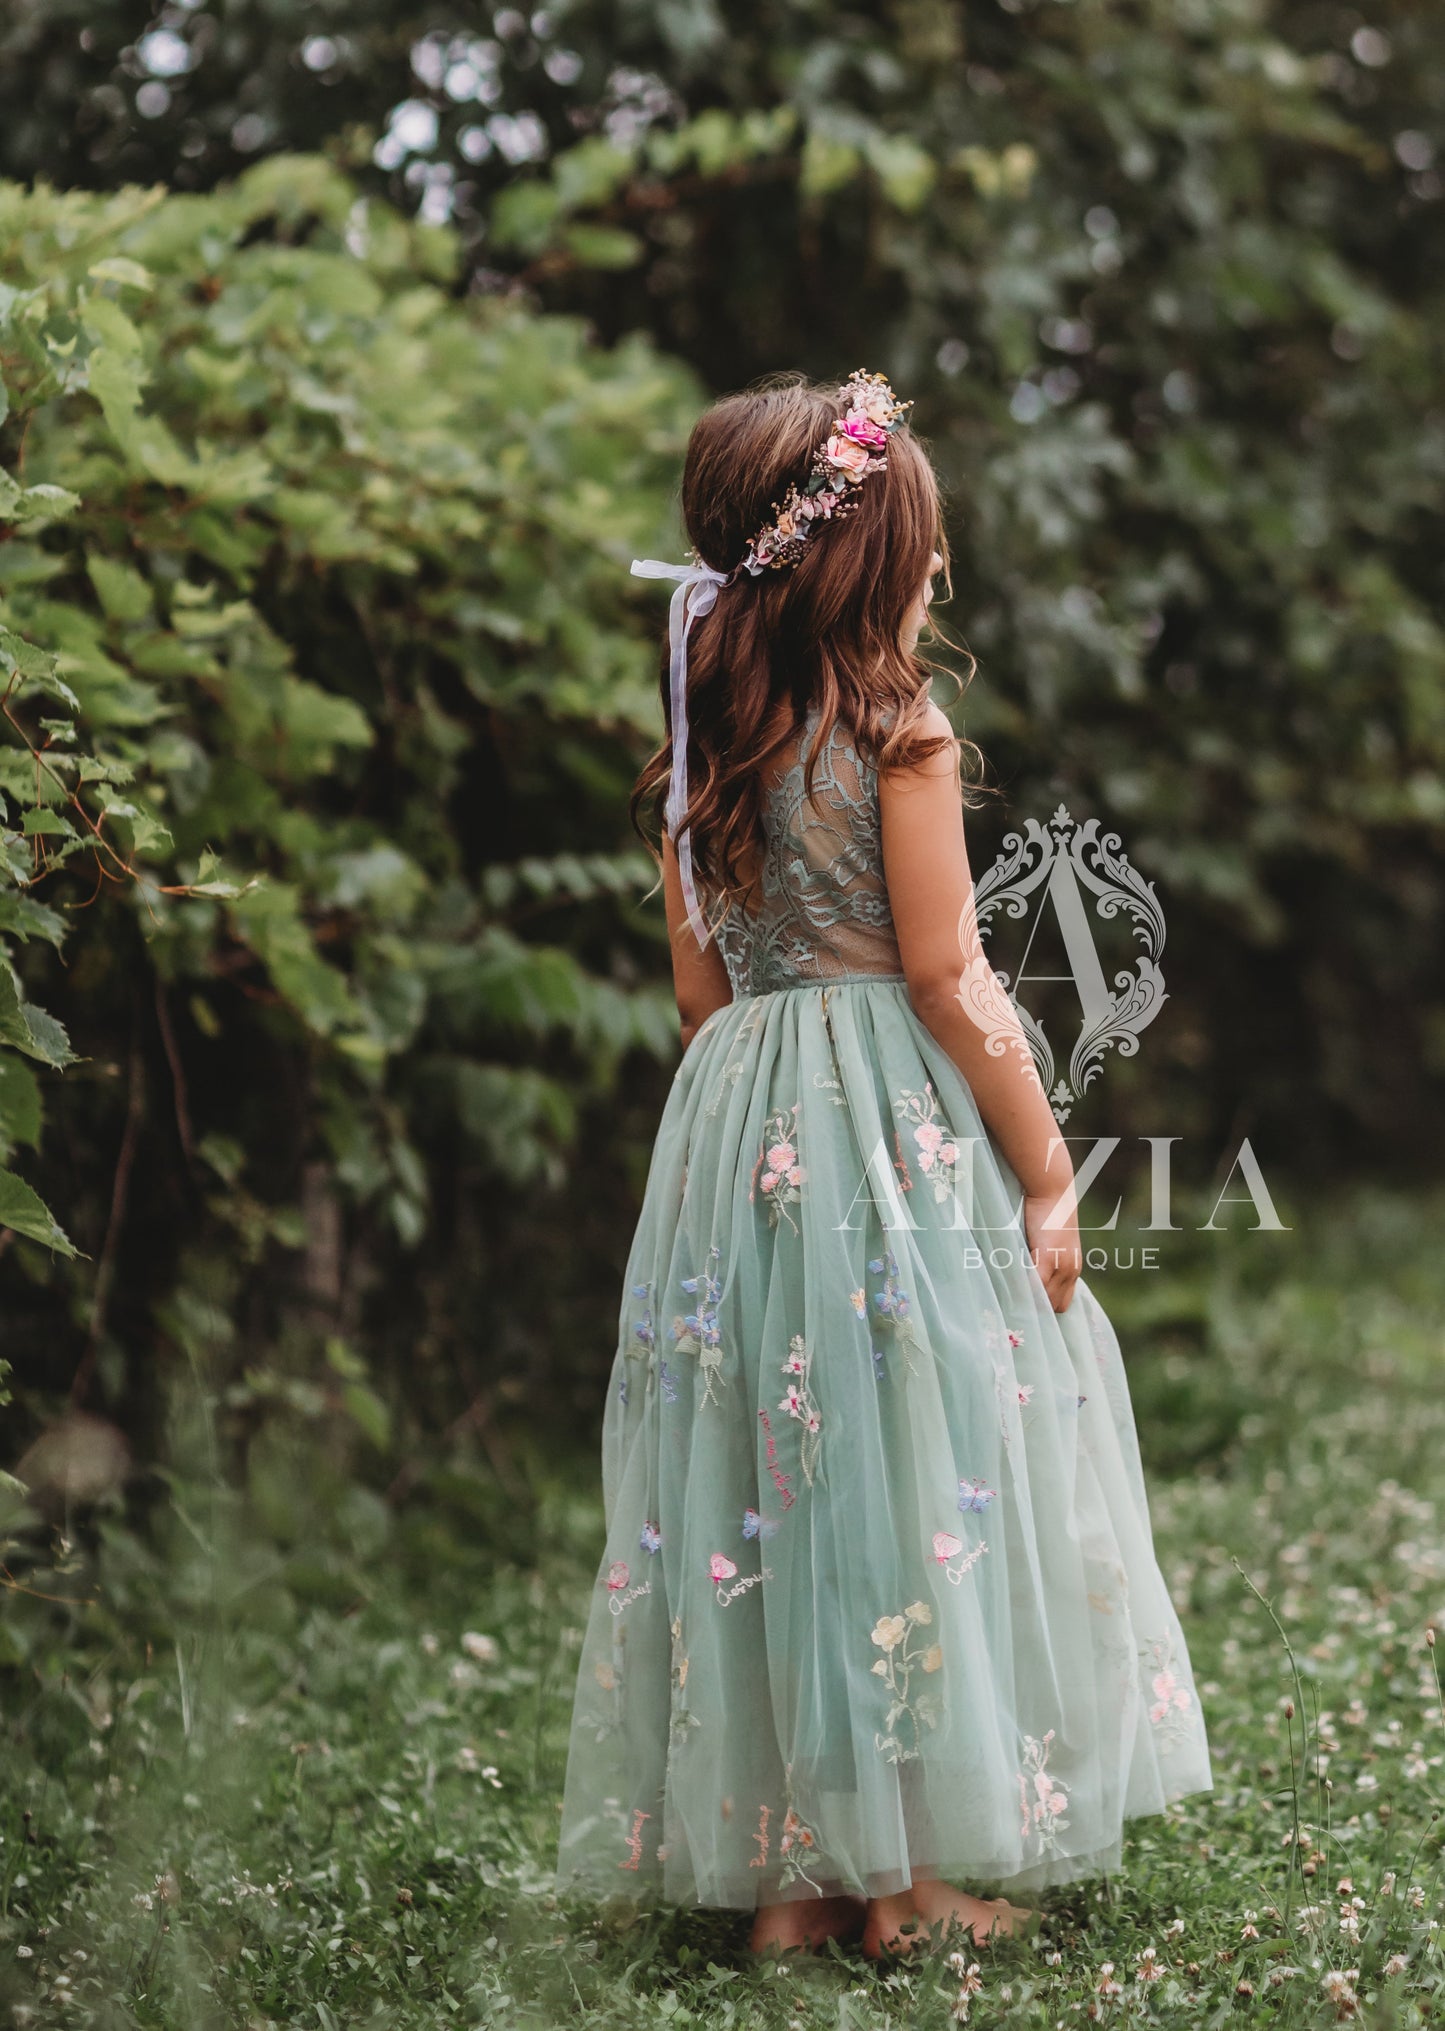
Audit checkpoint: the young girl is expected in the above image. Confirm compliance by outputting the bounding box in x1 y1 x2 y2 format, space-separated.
556 371 1213 1958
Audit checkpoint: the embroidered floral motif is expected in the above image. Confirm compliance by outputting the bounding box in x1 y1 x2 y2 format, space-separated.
672 1244 725 1407
1018 1730 1071 1858
751 1103 805 1234
866 1245 920 1377
932 1530 990 1585
703 999 766 1119
993 1360 1034 1452
669 1614 701 1743
870 1600 943 1763
777 1765 825 1893
778 1333 823 1485
1141 1634 1196 1744
895 1082 963 1204
620 1278 656 1406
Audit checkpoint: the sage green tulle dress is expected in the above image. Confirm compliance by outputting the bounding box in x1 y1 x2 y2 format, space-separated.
556 702 1213 1910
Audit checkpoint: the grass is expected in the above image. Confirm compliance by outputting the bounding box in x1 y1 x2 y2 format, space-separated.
3 1182 1445 2029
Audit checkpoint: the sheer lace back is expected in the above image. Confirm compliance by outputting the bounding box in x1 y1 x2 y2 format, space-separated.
710 701 905 997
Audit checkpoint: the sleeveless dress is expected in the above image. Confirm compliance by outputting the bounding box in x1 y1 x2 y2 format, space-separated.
556 701 1213 1909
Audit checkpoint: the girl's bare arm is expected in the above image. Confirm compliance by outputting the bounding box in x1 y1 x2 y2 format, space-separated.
879 702 1082 1312
660 828 734 1050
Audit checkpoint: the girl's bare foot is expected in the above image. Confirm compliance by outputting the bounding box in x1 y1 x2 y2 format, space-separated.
749 1893 867 1956
913 1877 1036 1944
862 1880 1037 1957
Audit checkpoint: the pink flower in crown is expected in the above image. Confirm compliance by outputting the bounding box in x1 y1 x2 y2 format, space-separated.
792 494 821 523
824 433 872 478
842 410 888 449
857 383 898 425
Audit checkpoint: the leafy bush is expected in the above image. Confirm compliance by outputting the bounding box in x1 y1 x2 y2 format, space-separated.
0 157 697 1470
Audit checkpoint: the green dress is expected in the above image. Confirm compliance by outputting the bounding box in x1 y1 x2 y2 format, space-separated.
556 701 1213 1909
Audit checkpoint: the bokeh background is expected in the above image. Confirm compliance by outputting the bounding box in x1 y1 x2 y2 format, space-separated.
1 5 1443 2025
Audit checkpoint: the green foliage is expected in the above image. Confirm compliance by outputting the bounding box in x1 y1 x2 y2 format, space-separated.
0 159 695 1462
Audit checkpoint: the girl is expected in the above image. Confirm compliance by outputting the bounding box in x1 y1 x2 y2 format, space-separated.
556 371 1213 1958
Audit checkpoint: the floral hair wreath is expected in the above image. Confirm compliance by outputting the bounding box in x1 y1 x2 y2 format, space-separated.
740 369 915 576
627 367 913 953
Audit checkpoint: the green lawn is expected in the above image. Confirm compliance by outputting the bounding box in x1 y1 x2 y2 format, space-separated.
3 1184 1444 2029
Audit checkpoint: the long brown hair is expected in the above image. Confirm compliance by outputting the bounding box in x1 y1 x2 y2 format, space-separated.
629 371 983 930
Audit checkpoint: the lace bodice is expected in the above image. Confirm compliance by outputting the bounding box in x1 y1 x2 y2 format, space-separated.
708 701 905 997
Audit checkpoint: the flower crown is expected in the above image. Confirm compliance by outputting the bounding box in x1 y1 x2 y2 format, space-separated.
740 369 914 576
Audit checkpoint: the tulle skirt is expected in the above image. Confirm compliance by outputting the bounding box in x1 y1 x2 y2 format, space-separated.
556 977 1213 1909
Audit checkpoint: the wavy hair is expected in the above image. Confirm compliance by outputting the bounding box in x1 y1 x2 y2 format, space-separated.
629 371 986 933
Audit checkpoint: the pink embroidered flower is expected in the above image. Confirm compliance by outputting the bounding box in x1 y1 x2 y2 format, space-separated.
938 1141 959 1165
709 1553 738 1583
767 1140 796 1174
842 411 888 449
787 1165 804 1187
1150 1670 1191 1722
914 1122 944 1163
1008 1330 1025 1350
1017 1383 1034 1406
932 1531 964 1563
606 1561 630 1591
760 1171 777 1194
805 1413 822 1434
780 1384 804 1418
782 1348 807 1376
824 433 871 478
849 1288 866 1317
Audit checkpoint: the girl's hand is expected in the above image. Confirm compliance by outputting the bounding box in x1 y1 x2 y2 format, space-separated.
1023 1192 1082 1314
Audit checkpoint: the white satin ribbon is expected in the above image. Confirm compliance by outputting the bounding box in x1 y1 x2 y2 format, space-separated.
630 556 730 949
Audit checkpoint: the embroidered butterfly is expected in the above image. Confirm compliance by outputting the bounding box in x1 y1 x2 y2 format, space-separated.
709 1553 738 1584
958 1478 997 1514
605 1561 630 1591
742 1508 779 1541
640 1521 662 1555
